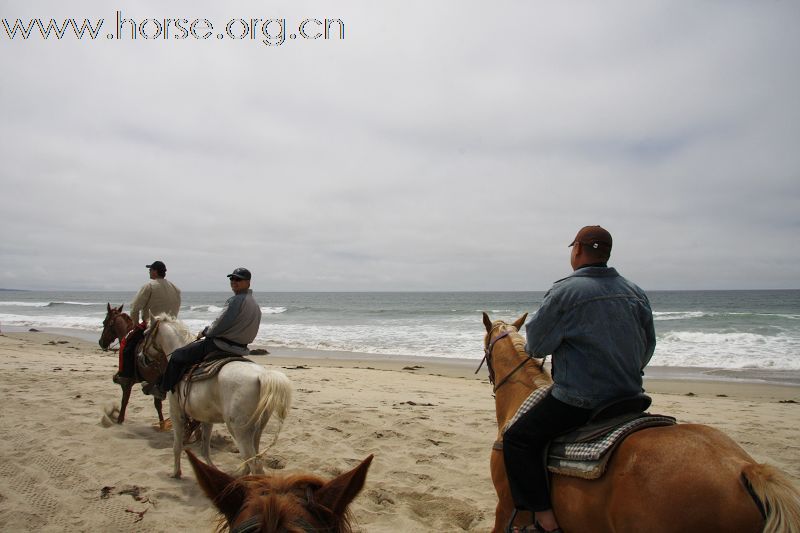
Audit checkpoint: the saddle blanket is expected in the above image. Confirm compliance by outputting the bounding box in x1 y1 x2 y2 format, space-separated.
185 354 253 382
503 385 676 479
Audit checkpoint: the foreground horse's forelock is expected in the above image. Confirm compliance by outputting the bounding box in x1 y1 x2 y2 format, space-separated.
187 450 373 533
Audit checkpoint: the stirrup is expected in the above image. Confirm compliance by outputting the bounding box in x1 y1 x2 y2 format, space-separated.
505 510 561 533
506 509 537 533
113 373 133 386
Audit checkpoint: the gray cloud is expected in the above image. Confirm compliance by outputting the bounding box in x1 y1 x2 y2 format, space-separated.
1 1 798 291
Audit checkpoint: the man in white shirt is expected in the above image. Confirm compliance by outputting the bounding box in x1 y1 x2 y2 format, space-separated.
116 261 181 384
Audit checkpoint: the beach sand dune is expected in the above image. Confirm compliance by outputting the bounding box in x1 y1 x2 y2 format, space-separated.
0 332 797 531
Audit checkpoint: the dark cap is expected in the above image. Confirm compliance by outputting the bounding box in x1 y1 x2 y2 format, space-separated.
226 267 252 281
146 261 166 272
569 225 612 250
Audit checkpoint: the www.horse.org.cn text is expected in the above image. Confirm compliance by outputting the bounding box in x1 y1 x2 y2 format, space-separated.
1 10 345 47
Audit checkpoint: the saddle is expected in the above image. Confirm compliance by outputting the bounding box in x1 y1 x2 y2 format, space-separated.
184 352 253 383
174 353 252 413
498 386 676 480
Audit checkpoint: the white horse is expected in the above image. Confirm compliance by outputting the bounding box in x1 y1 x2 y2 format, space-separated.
143 314 292 478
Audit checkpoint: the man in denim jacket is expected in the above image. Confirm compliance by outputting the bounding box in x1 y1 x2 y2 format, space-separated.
503 226 655 533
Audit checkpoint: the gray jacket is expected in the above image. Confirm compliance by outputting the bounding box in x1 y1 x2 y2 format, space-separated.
525 266 656 409
203 289 262 356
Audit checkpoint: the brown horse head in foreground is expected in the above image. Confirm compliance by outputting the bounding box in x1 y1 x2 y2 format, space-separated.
482 313 800 533
187 449 373 533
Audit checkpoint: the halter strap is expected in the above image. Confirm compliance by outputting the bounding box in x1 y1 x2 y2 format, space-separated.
477 324 545 392
475 329 512 374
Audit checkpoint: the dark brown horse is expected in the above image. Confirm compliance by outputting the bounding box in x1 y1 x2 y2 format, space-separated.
186 449 373 533
99 303 167 427
481 313 800 533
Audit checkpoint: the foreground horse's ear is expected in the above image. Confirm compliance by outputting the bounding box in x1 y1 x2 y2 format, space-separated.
185 449 246 524
117 304 124 313
482 312 493 333
512 313 528 331
107 303 112 312
315 455 373 516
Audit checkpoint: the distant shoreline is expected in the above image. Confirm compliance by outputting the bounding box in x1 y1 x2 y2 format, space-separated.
0 288 798 293
4 325 799 388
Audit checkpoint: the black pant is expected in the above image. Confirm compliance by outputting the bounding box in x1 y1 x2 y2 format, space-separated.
159 337 217 392
120 328 145 378
503 392 593 512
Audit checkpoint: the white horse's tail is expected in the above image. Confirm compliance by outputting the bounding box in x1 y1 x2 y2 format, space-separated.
741 462 800 533
247 369 293 446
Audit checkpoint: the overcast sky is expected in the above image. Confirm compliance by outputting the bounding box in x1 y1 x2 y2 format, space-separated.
1 1 798 292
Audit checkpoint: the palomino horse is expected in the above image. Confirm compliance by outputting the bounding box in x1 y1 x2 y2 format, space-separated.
187 449 373 533
481 313 800 533
143 314 293 478
99 303 166 427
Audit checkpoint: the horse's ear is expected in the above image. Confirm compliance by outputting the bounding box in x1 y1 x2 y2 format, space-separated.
185 449 245 524
482 312 493 333
512 313 528 331
315 455 373 516
117 304 124 313
107 303 112 312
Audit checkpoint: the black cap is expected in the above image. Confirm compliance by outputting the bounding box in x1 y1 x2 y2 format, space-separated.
146 261 166 272
226 267 252 281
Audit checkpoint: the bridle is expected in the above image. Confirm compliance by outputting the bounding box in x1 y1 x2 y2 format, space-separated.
100 311 132 349
229 485 338 533
475 322 543 393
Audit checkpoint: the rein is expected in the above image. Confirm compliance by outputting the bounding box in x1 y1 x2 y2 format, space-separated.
141 319 162 361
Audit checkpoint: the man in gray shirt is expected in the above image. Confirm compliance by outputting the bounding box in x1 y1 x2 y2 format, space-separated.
150 267 262 400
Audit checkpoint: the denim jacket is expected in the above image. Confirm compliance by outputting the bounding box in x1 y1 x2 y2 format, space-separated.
525 266 656 409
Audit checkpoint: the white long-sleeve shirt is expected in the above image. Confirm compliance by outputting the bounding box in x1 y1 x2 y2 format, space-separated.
130 278 181 324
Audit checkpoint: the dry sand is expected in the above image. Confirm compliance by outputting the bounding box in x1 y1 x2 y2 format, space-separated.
0 332 798 532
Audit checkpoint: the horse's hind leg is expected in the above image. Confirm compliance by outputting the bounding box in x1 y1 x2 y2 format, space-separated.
199 422 213 465
154 398 166 430
117 383 133 424
228 422 261 475
252 416 267 456
169 394 185 478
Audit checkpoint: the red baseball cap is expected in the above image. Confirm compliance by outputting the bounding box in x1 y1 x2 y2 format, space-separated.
568 226 612 250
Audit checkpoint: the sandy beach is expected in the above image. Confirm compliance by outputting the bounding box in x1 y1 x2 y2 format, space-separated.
0 331 798 532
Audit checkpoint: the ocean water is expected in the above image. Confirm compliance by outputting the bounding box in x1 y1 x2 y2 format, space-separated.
0 290 798 372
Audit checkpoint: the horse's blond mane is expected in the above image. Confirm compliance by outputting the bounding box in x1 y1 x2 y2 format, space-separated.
493 320 552 389
152 313 194 344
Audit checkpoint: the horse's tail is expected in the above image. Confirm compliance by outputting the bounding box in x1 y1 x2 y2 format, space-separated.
741 462 800 533
246 369 293 446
